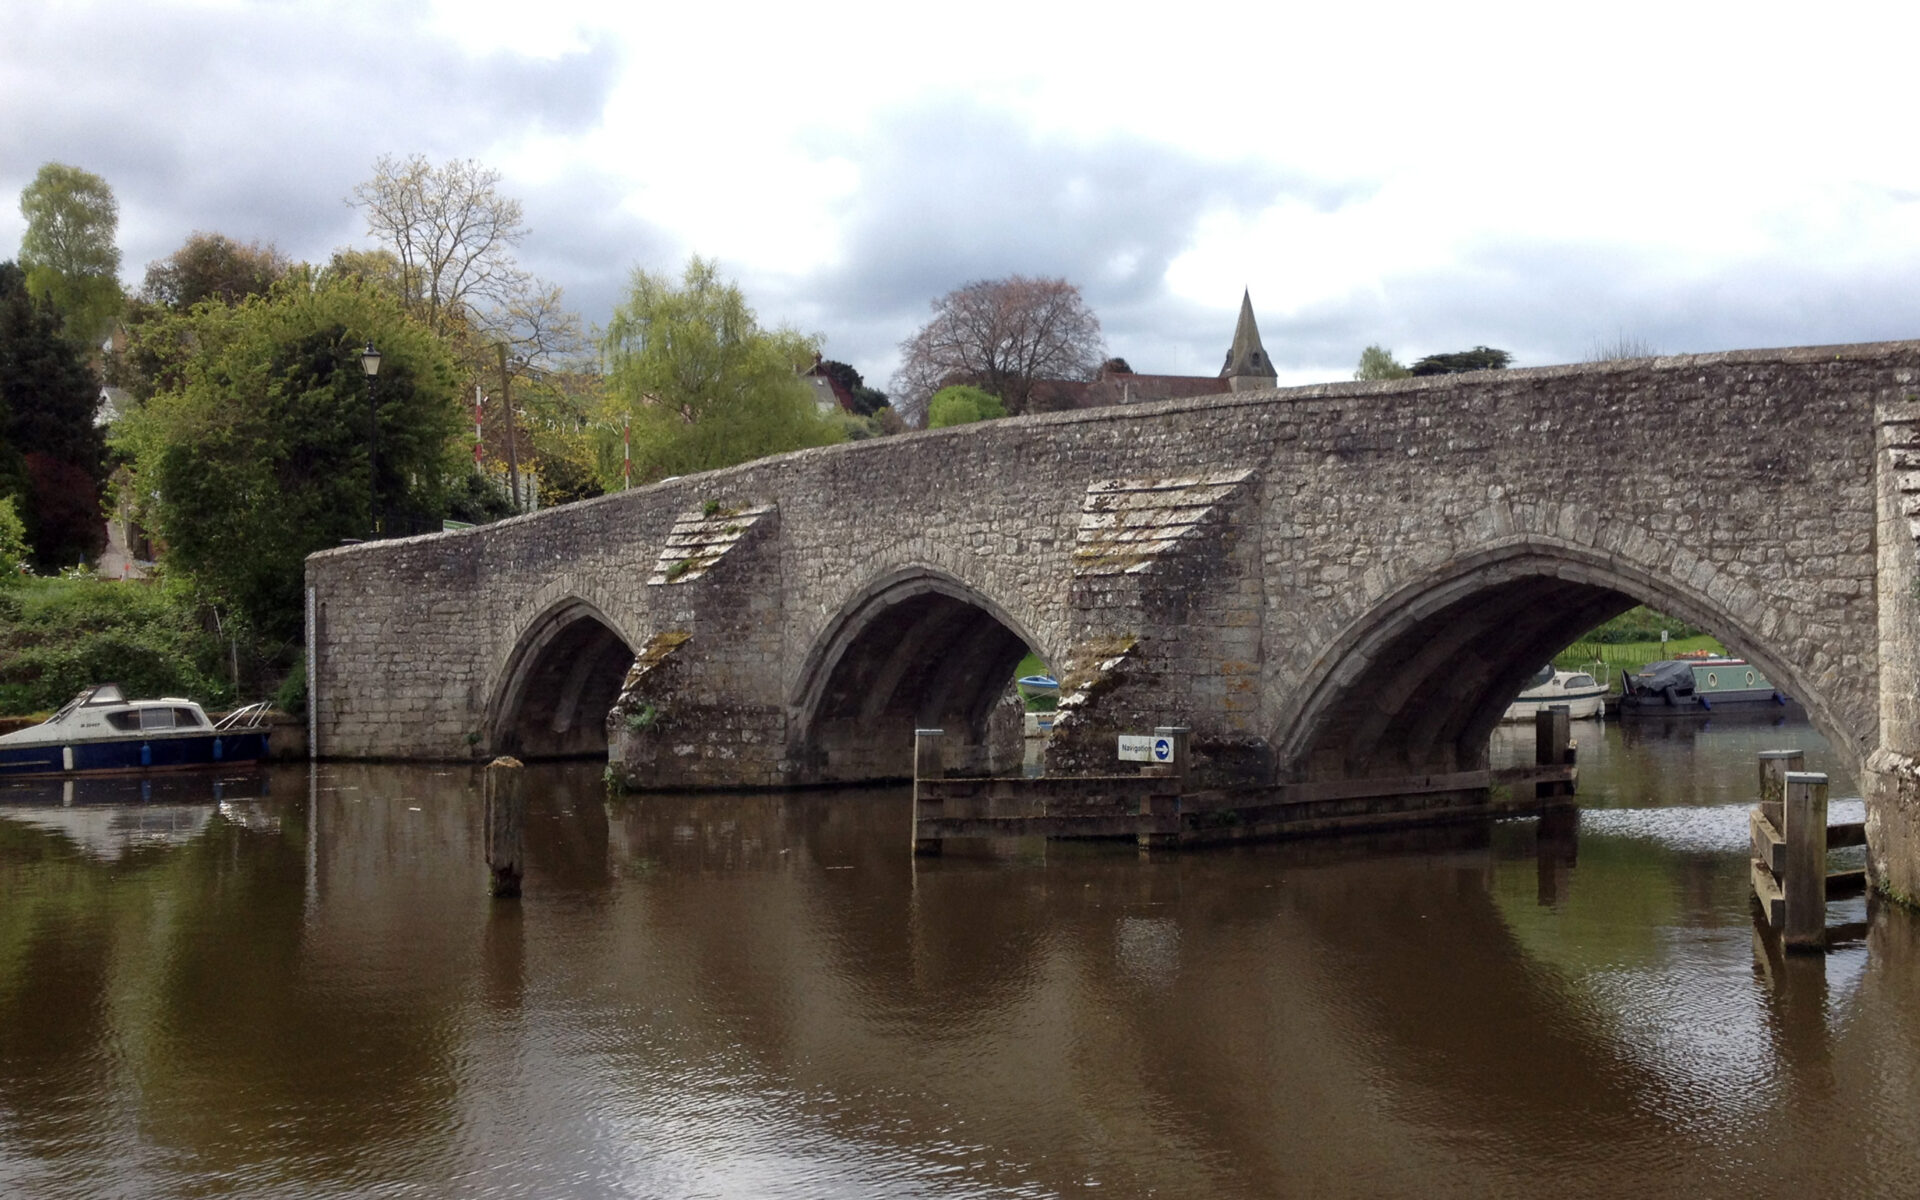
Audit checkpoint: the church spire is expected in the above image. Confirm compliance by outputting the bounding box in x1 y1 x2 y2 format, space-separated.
1220 290 1277 393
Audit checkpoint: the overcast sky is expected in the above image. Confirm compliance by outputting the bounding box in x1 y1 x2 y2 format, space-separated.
7 0 1919 389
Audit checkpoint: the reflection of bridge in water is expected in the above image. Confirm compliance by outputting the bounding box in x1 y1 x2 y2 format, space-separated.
309 342 1920 895
3 758 1917 1195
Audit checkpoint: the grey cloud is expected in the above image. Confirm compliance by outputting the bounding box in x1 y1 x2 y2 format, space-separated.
515 171 675 334
1 2 620 284
1258 236 1920 384
755 102 1370 385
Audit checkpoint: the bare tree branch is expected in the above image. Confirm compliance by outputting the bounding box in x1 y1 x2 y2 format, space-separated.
890 276 1104 422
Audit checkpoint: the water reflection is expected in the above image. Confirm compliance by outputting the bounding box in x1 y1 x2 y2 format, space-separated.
0 721 1915 1197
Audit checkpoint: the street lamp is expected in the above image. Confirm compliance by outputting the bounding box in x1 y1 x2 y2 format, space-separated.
360 342 381 537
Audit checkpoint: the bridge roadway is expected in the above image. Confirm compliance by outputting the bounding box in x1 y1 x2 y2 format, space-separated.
306 341 1920 897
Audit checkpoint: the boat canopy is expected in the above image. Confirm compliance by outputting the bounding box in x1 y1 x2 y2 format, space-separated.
1630 660 1698 695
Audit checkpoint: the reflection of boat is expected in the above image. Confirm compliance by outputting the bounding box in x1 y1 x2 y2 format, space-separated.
0 768 273 859
1619 657 1788 713
0 685 270 779
1502 665 1608 721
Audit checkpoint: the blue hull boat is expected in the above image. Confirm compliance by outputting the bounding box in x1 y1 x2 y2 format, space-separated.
0 685 271 780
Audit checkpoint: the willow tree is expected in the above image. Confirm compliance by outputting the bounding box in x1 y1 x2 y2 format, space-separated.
602 257 839 486
18 162 123 349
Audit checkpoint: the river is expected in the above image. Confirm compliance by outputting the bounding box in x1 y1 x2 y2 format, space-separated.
2 714 1917 1198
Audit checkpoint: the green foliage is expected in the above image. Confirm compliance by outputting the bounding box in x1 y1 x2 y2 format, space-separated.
602 257 840 485
1578 606 1703 644
1410 346 1513 375
927 384 1006 428
0 576 232 715
445 472 518 526
0 495 26 578
273 657 307 717
0 261 107 569
141 232 289 309
114 275 463 641
1354 344 1411 380
17 163 123 349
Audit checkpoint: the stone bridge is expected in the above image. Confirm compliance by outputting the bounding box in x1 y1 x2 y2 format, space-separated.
306 342 1920 896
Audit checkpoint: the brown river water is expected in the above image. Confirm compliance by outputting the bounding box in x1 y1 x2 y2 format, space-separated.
2 714 1916 1199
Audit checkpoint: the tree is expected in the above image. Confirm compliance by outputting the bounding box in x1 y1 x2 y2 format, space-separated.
926 384 1006 428
892 276 1105 423
1354 345 1411 381
0 495 25 578
0 262 106 569
350 156 589 512
350 154 530 338
602 257 840 485
18 163 123 349
1410 346 1512 375
141 232 289 309
114 276 462 639
1586 332 1657 362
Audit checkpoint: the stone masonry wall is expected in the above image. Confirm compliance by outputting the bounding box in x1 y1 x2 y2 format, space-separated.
310 343 1920 880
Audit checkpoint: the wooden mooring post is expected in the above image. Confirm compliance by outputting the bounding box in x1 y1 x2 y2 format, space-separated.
1533 705 1576 801
484 755 525 898
912 729 945 856
1749 752 1869 952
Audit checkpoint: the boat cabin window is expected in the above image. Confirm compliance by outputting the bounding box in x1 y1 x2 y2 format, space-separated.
1565 674 1596 688
106 711 142 731
172 707 205 728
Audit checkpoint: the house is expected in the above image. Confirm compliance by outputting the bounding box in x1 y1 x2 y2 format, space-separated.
802 358 857 414
1030 290 1279 411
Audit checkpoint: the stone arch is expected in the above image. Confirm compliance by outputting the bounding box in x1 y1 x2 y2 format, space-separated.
1270 537 1862 785
487 587 641 759
788 565 1054 783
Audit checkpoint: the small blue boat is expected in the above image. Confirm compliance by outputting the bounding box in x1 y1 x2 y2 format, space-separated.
0 685 270 779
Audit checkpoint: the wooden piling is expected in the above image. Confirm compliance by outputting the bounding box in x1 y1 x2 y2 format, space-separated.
1534 706 1573 800
1757 749 1803 835
913 729 945 856
484 756 525 898
1782 770 1829 951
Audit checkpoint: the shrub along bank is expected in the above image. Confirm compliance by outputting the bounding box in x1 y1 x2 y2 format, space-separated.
0 575 268 716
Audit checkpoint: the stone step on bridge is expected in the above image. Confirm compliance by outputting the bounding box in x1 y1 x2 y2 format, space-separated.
307 340 1920 900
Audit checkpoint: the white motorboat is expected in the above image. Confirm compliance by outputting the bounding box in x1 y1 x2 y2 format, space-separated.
1501 665 1607 721
0 684 270 779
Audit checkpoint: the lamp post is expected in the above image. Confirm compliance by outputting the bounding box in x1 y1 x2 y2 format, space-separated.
361 341 381 537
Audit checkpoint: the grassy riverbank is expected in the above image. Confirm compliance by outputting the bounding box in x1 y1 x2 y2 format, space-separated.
1553 635 1727 691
